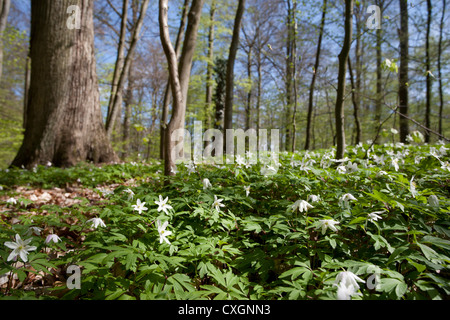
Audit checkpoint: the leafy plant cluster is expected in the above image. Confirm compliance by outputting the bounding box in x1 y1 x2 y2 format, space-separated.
0 141 449 300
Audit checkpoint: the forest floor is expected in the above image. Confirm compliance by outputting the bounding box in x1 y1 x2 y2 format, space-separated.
0 141 449 300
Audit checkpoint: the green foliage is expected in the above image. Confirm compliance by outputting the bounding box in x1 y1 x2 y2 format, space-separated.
0 143 449 300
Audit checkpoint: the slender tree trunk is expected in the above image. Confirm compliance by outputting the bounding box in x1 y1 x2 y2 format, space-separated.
178 0 204 125
122 0 139 159
245 45 252 131
160 0 190 160
122 55 135 159
290 0 298 152
0 0 11 82
305 0 327 150
438 0 446 135
284 0 293 152
335 0 353 160
106 0 128 139
425 0 432 143
398 0 409 143
348 57 361 145
224 0 246 155
256 28 262 134
159 0 184 177
205 0 216 130
106 0 149 138
12 0 117 168
160 0 204 176
374 0 384 143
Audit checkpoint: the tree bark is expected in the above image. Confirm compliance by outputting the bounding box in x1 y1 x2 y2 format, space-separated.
424 0 432 143
398 0 409 143
160 0 190 160
438 0 446 135
335 0 353 160
245 45 252 131
205 0 216 130
348 57 361 145
224 0 246 155
290 0 298 152
374 0 384 143
105 0 128 139
305 0 327 150
105 0 149 138
12 0 117 168
0 0 11 82
159 0 184 177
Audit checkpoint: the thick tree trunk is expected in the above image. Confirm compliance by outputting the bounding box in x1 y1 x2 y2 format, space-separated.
424 0 432 143
438 0 446 135
335 0 353 160
224 0 246 155
305 0 327 150
0 0 11 82
12 0 117 168
160 0 190 160
398 0 409 143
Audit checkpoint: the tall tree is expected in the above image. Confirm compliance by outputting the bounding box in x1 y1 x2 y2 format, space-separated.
398 0 409 143
224 0 246 155
12 0 117 168
105 0 150 138
374 0 385 143
205 0 216 130
424 0 432 143
0 0 10 82
160 0 204 176
438 0 446 135
105 0 128 139
305 0 327 150
335 0 353 160
160 0 190 160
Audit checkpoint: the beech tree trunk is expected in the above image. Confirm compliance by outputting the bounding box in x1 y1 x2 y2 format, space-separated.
205 0 216 130
335 0 353 160
424 0 432 143
224 0 246 155
0 0 11 82
160 0 203 177
105 0 149 138
438 0 446 135
105 0 129 138
398 0 409 143
160 0 190 160
12 0 117 168
305 0 327 150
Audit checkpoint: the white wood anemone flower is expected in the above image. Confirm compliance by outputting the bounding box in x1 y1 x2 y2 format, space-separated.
317 219 340 235
212 195 225 212
132 199 148 215
203 178 212 190
45 234 62 244
87 217 106 229
157 220 172 245
292 200 313 213
155 195 173 215
4 234 37 263
367 211 384 223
